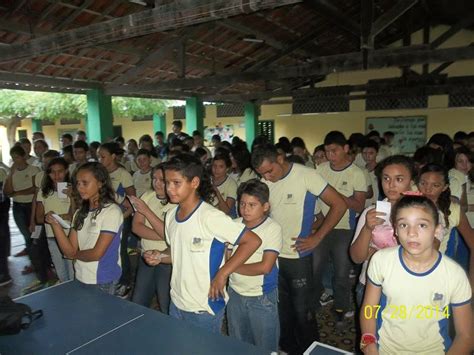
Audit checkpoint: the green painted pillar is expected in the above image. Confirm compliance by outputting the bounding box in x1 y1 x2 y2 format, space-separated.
185 97 204 134
86 89 114 142
245 102 259 149
31 119 42 133
153 113 166 136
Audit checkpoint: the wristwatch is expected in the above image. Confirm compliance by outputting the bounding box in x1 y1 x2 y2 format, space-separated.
360 333 377 352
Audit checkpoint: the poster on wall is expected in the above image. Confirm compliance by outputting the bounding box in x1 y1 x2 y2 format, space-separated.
366 116 426 154
204 123 234 143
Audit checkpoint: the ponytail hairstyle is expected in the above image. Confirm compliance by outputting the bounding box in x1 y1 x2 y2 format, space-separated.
41 157 70 198
163 153 215 204
418 163 451 228
72 162 116 231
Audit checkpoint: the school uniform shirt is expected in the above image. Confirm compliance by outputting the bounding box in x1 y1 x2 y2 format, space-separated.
133 170 152 198
229 217 282 297
37 191 71 238
140 190 176 252
317 161 367 230
11 164 40 203
212 175 238 217
438 202 461 255
466 179 474 228
365 169 379 208
165 201 246 315
263 163 328 259
368 246 471 355
448 168 465 201
34 171 44 189
69 162 87 176
27 155 39 167
109 167 134 205
74 203 123 285
237 168 257 186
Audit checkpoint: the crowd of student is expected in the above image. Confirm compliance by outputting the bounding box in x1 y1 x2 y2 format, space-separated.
0 120 473 354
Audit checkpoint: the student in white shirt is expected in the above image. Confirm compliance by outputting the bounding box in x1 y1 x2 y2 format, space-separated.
46 162 123 294
227 179 282 352
140 154 261 334
36 157 74 282
211 152 238 217
130 164 176 313
132 149 153 198
360 194 472 354
252 144 346 354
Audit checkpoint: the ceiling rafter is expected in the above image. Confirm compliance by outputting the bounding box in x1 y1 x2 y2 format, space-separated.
53 0 96 31
306 0 360 37
372 0 418 37
104 45 474 95
0 0 303 63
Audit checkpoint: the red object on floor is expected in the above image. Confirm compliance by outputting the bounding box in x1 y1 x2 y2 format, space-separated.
21 265 34 275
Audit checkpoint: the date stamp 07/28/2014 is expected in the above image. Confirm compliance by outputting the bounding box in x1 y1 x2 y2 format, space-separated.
363 304 450 320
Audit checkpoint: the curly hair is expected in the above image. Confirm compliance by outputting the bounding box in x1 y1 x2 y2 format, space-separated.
71 162 117 231
163 153 215 204
41 157 70 198
418 163 451 228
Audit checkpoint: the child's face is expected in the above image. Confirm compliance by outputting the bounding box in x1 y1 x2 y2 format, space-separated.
34 142 47 158
98 148 115 168
49 164 67 185
292 146 306 159
11 153 26 165
395 206 441 257
136 154 151 171
73 148 87 163
324 143 349 166
212 159 228 180
381 164 413 203
164 170 198 204
76 169 101 201
455 153 472 175
152 169 166 198
256 157 285 183
362 147 377 163
417 172 447 204
313 150 327 166
239 193 269 225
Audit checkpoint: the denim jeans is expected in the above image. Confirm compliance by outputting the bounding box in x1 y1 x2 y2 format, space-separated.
227 287 279 352
169 301 224 334
47 238 74 282
313 229 353 312
0 198 11 278
355 282 365 308
131 257 171 314
12 202 32 254
278 255 319 354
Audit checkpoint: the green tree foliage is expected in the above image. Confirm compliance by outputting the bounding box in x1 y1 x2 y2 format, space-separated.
0 90 169 145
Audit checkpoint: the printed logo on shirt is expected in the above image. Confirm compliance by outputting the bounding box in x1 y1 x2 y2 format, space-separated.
284 193 296 205
191 237 204 252
431 292 445 307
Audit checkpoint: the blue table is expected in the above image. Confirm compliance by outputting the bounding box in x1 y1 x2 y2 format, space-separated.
0 281 265 354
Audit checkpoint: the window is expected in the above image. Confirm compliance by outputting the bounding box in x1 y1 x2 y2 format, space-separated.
258 120 274 144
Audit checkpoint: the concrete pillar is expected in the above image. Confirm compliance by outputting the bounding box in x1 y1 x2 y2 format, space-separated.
185 97 204 134
31 119 42 133
153 113 166 136
244 102 259 149
86 89 114 142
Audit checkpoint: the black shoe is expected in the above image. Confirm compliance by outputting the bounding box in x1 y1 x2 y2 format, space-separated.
114 283 132 299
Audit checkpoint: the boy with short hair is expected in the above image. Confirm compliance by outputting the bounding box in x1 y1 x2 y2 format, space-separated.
313 131 367 324
69 140 89 175
133 149 153 197
227 179 282 352
251 143 346 354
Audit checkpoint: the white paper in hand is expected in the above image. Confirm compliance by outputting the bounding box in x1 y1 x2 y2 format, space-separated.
376 201 392 223
57 182 68 199
52 213 71 229
31 225 42 239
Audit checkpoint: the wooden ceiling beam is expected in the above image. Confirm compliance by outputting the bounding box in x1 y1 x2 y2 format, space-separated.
430 13 474 49
0 0 303 63
53 0 96 31
0 72 101 89
307 0 360 37
372 0 418 37
105 45 474 95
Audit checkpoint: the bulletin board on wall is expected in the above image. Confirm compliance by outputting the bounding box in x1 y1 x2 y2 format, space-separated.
366 116 426 154
204 123 234 143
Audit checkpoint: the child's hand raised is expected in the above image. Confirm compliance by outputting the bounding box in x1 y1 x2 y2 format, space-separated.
128 195 150 215
365 208 385 231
